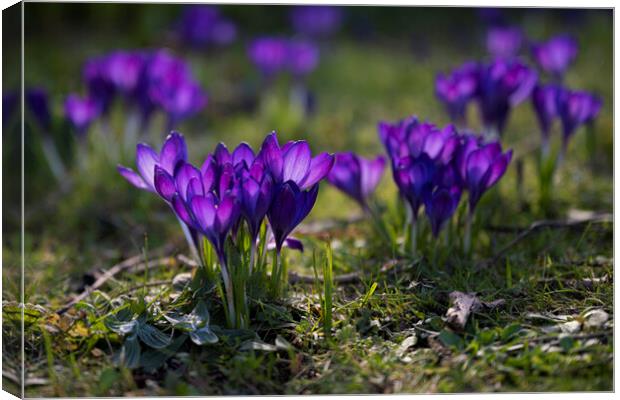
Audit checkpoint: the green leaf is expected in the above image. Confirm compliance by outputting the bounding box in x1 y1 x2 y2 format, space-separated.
189 326 218 345
138 324 172 349
106 318 139 336
119 336 141 369
139 334 187 372
501 323 522 342
438 329 463 350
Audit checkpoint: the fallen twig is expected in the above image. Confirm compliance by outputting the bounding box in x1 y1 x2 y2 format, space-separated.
484 213 612 267
58 255 179 314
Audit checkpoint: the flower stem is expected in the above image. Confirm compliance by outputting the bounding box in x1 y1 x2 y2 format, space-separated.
464 212 473 256
249 241 256 276
178 218 199 262
410 217 418 259
218 255 237 329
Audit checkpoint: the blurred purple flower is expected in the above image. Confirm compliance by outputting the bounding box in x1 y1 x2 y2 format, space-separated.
25 88 51 132
435 62 479 123
476 58 537 135
117 131 188 193
531 34 578 79
105 51 145 95
327 152 386 209
290 6 343 37
557 88 602 146
177 5 237 48
83 56 116 114
64 94 100 135
248 37 319 78
531 84 560 144
288 40 320 77
248 38 289 76
424 185 462 237
487 26 523 58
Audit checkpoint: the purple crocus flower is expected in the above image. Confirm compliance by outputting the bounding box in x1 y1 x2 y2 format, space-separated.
143 50 207 128
287 40 320 77
105 51 145 95
248 38 289 77
327 152 386 209
257 132 334 190
393 153 436 219
557 88 602 146
239 164 273 242
531 84 560 147
83 56 116 114
531 34 578 80
487 26 523 58
25 88 52 132
435 62 479 123
177 5 237 48
267 181 319 252
3 91 18 128
476 58 537 136
424 185 462 237
290 6 343 38
117 131 188 193
456 135 512 212
64 94 100 135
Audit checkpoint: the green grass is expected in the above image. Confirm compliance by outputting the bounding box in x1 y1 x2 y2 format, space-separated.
2 6 613 396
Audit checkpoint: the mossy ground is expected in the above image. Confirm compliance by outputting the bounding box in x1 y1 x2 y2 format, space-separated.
2 5 613 396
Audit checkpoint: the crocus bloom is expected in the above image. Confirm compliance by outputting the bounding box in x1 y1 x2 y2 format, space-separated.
177 5 237 48
287 40 320 77
248 38 289 76
531 84 560 145
487 26 523 58
393 153 436 219
257 132 334 190
290 6 343 37
3 91 18 128
424 185 462 237
64 94 100 135
476 58 537 136
456 135 513 211
557 88 602 145
83 56 116 114
117 131 188 193
327 152 386 209
267 181 319 252
239 166 273 242
435 62 479 123
531 34 578 80
105 51 145 95
143 50 207 127
26 88 51 132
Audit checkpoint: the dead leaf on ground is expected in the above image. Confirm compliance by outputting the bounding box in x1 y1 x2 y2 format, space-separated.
445 291 505 330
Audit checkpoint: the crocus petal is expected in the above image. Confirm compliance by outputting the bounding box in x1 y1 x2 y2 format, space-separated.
258 132 283 182
284 238 304 252
360 155 386 198
466 148 492 188
295 184 319 226
487 150 512 188
154 166 176 202
136 143 159 189
215 194 238 233
282 141 312 184
159 131 188 174
175 162 202 200
214 142 232 165
172 193 194 228
190 195 216 232
232 142 255 168
300 152 335 189
117 165 150 191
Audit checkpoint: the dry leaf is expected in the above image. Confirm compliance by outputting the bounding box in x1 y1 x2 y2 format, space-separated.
445 291 505 330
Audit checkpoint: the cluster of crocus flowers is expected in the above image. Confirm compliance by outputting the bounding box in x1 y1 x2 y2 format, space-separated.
248 37 319 78
175 5 237 48
119 131 334 328
531 34 578 81
65 49 207 136
435 58 537 137
379 116 512 254
289 5 344 38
